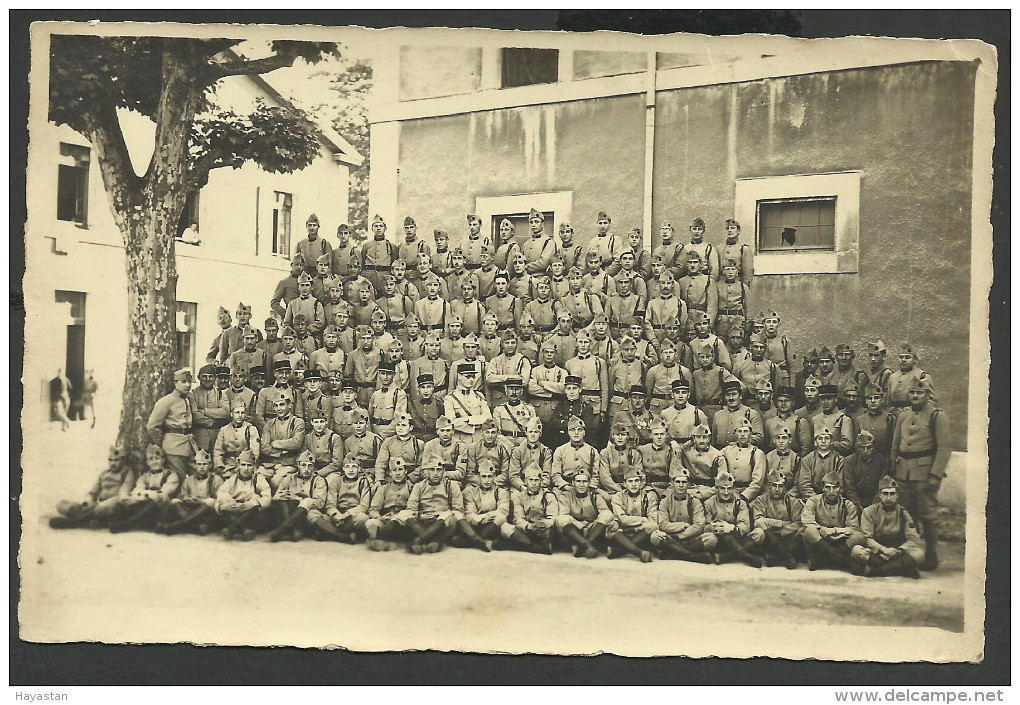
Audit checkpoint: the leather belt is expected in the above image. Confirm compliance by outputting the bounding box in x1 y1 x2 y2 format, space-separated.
582 389 600 396
371 417 393 425
162 426 192 434
534 324 555 333
650 393 671 400
689 304 707 311
719 308 744 316
362 264 388 271
465 263 481 270
897 449 935 460
502 430 527 438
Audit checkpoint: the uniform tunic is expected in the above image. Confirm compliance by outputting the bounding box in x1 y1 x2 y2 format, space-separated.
260 414 306 469
644 295 688 344
546 330 577 369
887 367 937 409
764 413 811 456
215 474 272 512
610 488 659 537
407 478 465 521
484 350 532 407
274 473 328 512
812 409 856 457
565 354 609 415
190 386 230 454
296 391 334 430
764 449 801 493
448 357 485 394
227 347 267 377
548 399 598 446
174 473 223 508
719 241 753 286
146 391 196 459
721 443 767 501
657 491 706 540
589 233 625 270
295 237 333 275
319 474 372 521
855 409 895 456
802 495 860 539
763 333 792 387
692 365 727 408
796 451 846 499
493 401 537 443
462 235 492 270
479 334 503 362
714 279 748 338
344 432 383 476
368 386 408 439
733 356 777 397
464 485 510 526
558 290 602 330
408 396 442 441
653 242 687 279
658 403 705 445
677 444 728 491
523 299 558 334
612 408 654 449
422 438 469 482
307 348 346 378
508 442 553 491
840 451 888 509
369 479 412 519
361 237 396 292
643 364 691 417
345 348 382 407
522 235 556 274
556 489 613 529
303 429 345 477
284 295 325 337
461 439 512 488
443 389 492 444
484 293 522 331
527 364 567 424
332 403 367 439
749 492 805 536
127 469 180 504
701 494 750 535
860 503 924 563
270 274 301 319
213 421 261 472
637 443 680 487
331 241 361 278
551 442 599 490
375 435 424 484
677 273 718 326
311 274 342 304
512 488 559 531
711 405 765 449
685 240 719 280
604 293 644 338
408 357 450 402
607 358 645 413
596 445 644 495
439 335 466 364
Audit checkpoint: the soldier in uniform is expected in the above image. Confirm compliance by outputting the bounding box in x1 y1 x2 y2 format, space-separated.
404 458 465 554
720 218 753 286
508 417 553 491
676 424 728 500
213 449 272 541
712 378 764 449
308 456 371 544
813 384 856 456
816 346 837 386
443 363 491 444
588 313 616 362
365 457 414 551
217 302 255 363
698 470 763 567
146 368 198 480
485 272 522 332
274 326 307 373
373 413 424 485
154 450 222 536
850 475 924 578
733 335 777 398
748 469 805 569
581 250 613 306
714 258 748 339
255 360 291 431
213 400 261 477
556 222 584 274
478 313 503 361
259 393 305 490
796 426 846 500
502 463 558 554
556 469 613 558
270 259 305 320
644 273 688 349
485 330 532 408
659 378 705 448
613 385 655 449
431 229 455 279
295 370 334 430
458 460 510 551
565 330 609 439
368 361 408 440
547 375 597 449
439 316 467 364
521 208 555 274
401 314 426 361
761 310 792 388
607 250 648 303
331 223 360 280
890 378 949 570
651 468 713 563
604 273 644 340
856 382 894 456
189 363 229 455
293 213 332 276
493 217 522 272
686 217 719 280
50 444 136 529
764 426 800 493
528 339 567 434
398 216 431 276
860 340 893 394
801 470 863 571
343 409 383 479
257 318 284 364
460 420 512 488
332 378 367 440
344 326 382 408
422 415 470 484
793 349 821 408
588 210 625 273
543 309 576 368
795 375 823 431
841 429 888 511
409 334 450 404
227 326 267 380
267 450 328 542
462 214 491 271
722 417 767 502
596 421 645 498
106 444 181 533
551 415 600 490
414 275 452 335
284 274 325 341
888 343 937 413
362 215 397 294
607 467 658 562
308 326 345 378
492 375 536 445
311 254 341 305
653 221 686 279
831 344 862 403
607 336 645 420
408 373 442 442
555 266 600 332
303 409 344 478
448 332 485 393
344 261 376 309
644 340 691 419
521 276 557 339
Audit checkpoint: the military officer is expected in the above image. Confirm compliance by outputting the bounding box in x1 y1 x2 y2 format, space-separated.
443 363 492 444
408 373 443 442
146 368 198 480
492 375 536 444
659 378 706 448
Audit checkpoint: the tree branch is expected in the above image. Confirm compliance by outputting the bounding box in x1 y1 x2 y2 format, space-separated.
80 100 143 230
205 52 298 80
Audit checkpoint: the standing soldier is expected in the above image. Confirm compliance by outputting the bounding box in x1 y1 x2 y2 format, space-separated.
565 330 609 438
813 385 856 456
841 429 887 511
311 254 341 305
267 450 328 542
558 267 602 331
613 386 655 450
255 360 293 431
270 259 305 320
484 330 532 407
607 336 646 420
686 218 719 281
345 326 382 408
556 469 613 559
462 214 491 271
653 221 687 279
443 364 492 445
146 368 198 480
795 375 823 431
415 275 451 334
714 259 748 339
547 376 598 450
189 363 230 455
404 458 465 554
719 219 753 287
522 276 558 339
859 341 893 395
604 274 644 340
493 218 522 271
850 475 924 578
528 339 568 431
644 340 692 419
761 310 792 389
581 250 613 306
205 308 232 365
644 274 688 348
296 370 334 430
409 334 450 403
801 471 863 571
765 387 812 455
398 216 431 276
697 471 763 567
888 343 938 414
856 383 894 455
431 229 455 279
589 210 626 273
748 469 805 569
764 427 801 493
259 394 306 490
378 276 416 335
607 467 658 562
733 334 777 395
227 327 267 380
521 208 556 274
343 409 383 479
476 248 500 300
492 375 536 445
284 274 325 340
608 250 648 303
651 468 712 563
331 223 360 280
448 332 485 393
890 378 949 570
332 378 367 439
556 222 584 274
294 214 332 276
218 302 258 363
679 249 720 336
308 326 346 378
257 318 284 364
368 361 408 440
546 310 577 368
508 418 553 492
408 373 443 442
485 272 523 332
711 378 765 449
362 215 396 293
588 313 616 363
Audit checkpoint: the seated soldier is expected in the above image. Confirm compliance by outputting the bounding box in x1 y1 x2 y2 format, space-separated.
303 409 344 477
332 378 367 439
659 378 705 448
722 417 767 502
508 417 553 492
607 467 658 562
50 444 136 529
108 444 181 534
546 373 595 449
258 393 305 490
462 420 512 488
422 415 470 485
841 429 888 511
342 409 384 480
374 413 424 485
676 424 729 500
408 373 442 442
596 421 644 499
492 375 537 445
213 400 261 477
748 470 805 569
365 458 415 551
697 471 764 568
213 449 273 541
155 450 222 536
849 476 923 578
551 415 599 491
368 361 407 440
458 460 510 552
612 385 654 449
637 419 681 492
796 426 846 499
308 456 371 544
267 450 328 542
405 458 465 554
801 471 864 572
555 469 614 559
650 469 713 564
502 463 558 554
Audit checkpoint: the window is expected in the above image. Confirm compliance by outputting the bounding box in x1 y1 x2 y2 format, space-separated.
55 291 86 403
175 301 198 371
501 48 558 88
490 211 554 247
176 190 201 241
734 171 861 275
56 143 89 226
475 191 573 251
757 197 836 252
272 191 293 257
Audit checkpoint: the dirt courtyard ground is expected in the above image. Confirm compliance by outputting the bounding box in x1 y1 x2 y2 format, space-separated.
18 418 974 660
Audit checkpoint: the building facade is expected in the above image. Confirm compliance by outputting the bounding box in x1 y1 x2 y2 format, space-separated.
369 39 981 450
26 70 362 423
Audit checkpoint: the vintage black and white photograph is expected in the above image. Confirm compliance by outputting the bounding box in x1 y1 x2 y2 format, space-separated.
18 19 994 661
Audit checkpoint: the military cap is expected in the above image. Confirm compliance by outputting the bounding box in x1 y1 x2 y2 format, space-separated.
499 217 514 230
558 222 573 233
436 415 453 429
522 463 543 480
735 417 753 432
821 471 841 487
467 213 482 223
856 430 876 445
671 378 690 391
250 366 266 378
241 326 258 339
525 417 543 432
418 456 442 472
292 254 306 266
194 449 211 463
814 425 833 439
715 471 735 488
197 363 217 377
450 246 465 258
723 258 739 269
867 340 887 354
766 469 786 485
774 386 795 399
528 208 543 220
390 457 406 470
648 419 666 433
142 443 164 458
692 424 712 437
457 362 479 375
403 216 415 227
685 250 703 262
433 229 449 239
611 421 630 435
573 468 591 481
763 309 780 322
173 368 193 382
803 376 821 389
835 344 853 355
217 306 231 318
477 459 497 475
806 348 820 362
371 214 385 225
394 413 413 425
383 274 397 285
229 398 249 412
691 217 706 228
567 415 586 430
281 326 296 338
899 343 915 355
725 218 741 229
338 223 351 234
214 365 230 377
862 383 884 397
651 254 665 264
319 325 337 338
424 332 443 344
297 273 314 285
341 377 356 390
749 333 768 348
619 334 636 347
296 449 316 465
878 475 898 491
596 210 610 221
343 456 362 471
664 317 682 329
660 338 677 353
356 325 373 338
264 317 279 328
378 360 396 373
403 313 421 327
755 377 773 392
370 308 388 321
586 250 603 261
661 221 675 231
538 338 558 354
480 418 497 431
351 409 369 422
505 375 524 388
564 375 583 387
293 313 310 326
772 425 792 439
416 373 435 386
908 376 932 393
556 309 573 321
722 378 742 393
623 466 642 480
817 346 834 360
628 384 647 396
502 329 520 342
818 384 839 397
462 333 480 346
303 369 323 381
568 266 584 277
237 449 257 464
669 467 690 480
574 329 592 342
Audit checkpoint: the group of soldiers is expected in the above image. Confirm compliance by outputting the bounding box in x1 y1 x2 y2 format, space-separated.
50 210 950 576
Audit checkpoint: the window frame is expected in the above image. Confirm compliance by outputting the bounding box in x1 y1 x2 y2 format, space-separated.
271 190 293 259
56 143 90 228
500 47 560 89
734 171 862 275
175 301 198 372
475 192 573 249
756 195 837 253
